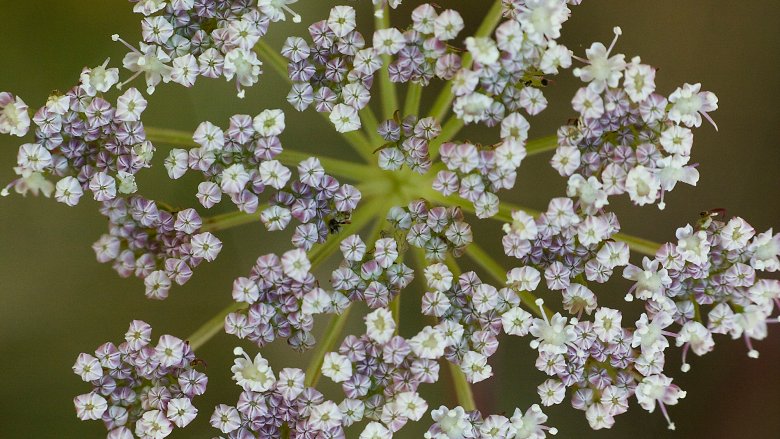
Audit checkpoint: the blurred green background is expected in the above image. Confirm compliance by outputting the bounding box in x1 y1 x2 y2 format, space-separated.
1 1 779 437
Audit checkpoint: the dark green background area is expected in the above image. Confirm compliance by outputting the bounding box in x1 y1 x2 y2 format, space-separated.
1 1 779 437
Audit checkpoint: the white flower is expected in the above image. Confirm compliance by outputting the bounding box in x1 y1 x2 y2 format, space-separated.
253 109 285 137
136 410 173 438
116 38 173 94
191 232 222 262
193 121 225 151
593 307 622 343
453 93 493 124
55 177 84 206
465 37 500 65
529 306 575 355
365 307 396 344
720 217 755 251
223 48 262 97
328 6 357 38
426 406 473 439
231 347 276 391
659 125 693 156
89 172 117 202
656 155 699 206
550 146 581 176
625 165 660 206
373 27 406 55
472 284 499 314
668 82 719 130
73 392 108 420
220 163 250 195
258 0 301 23
309 401 343 431
394 392 428 421
511 404 557 439
567 175 608 215
322 352 352 383
503 210 538 240
623 257 671 301
258 160 292 190
302 287 332 315
277 368 306 400
330 103 361 132
749 229 780 271
424 263 453 292
632 312 673 353
502 307 534 336
281 248 310 282
166 398 197 428
562 283 597 316
635 374 686 430
676 321 714 371
517 0 570 44
409 326 446 359
116 171 138 195
675 224 710 265
481 414 516 438
571 86 604 119
210 404 240 434
80 58 120 96
537 379 566 407
519 87 548 115
460 351 492 383
72 353 103 382
500 112 530 141
573 27 626 93
154 334 185 367
171 54 199 87
17 143 52 172
623 56 656 102
506 266 542 292
164 149 188 180
361 421 393 439
433 10 464 41
540 41 572 74
116 87 148 122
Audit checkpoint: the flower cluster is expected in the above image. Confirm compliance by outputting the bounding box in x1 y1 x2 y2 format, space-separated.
502 197 629 292
120 0 300 96
322 308 441 436
92 195 222 299
4 63 154 204
424 404 558 439
376 113 440 174
625 212 780 361
282 6 377 132
387 199 473 261
332 234 415 309
553 28 717 210
211 348 338 438
225 249 346 351
449 1 576 126
167 110 362 249
379 4 466 86
422 268 505 383
72 321 207 438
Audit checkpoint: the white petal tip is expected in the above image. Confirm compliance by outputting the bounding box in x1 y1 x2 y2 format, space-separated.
748 349 760 359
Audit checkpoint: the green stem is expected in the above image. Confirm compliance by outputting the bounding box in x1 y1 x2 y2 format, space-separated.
254 40 375 163
304 306 353 387
427 0 504 122
202 210 260 232
145 126 197 147
375 5 399 120
448 362 477 411
188 301 246 350
526 135 558 156
403 83 423 117
360 107 384 146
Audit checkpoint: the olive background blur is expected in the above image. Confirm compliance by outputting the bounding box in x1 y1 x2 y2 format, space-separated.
1 1 779 437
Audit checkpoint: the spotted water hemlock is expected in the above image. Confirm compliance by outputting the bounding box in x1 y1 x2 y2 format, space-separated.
2 0 778 438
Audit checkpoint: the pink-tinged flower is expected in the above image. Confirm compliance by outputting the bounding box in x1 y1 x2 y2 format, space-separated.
0 92 30 136
668 83 719 130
